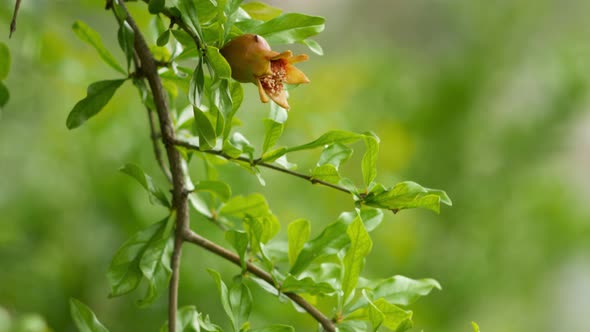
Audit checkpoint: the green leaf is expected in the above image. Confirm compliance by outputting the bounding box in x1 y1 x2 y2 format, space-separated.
318 143 353 169
281 275 335 295
262 120 284 154
160 306 223 332
0 81 9 109
207 269 234 329
225 230 249 270
194 180 231 202
373 299 413 332
301 39 323 56
0 42 10 80
172 29 194 47
148 0 166 14
287 219 310 267
373 276 441 306
219 194 270 218
207 46 232 79
250 326 294 332
341 217 373 303
229 279 252 332
70 299 109 332
178 0 205 39
362 133 379 188
157 30 171 47
366 296 384 332
286 130 363 154
290 214 352 275
66 79 126 129
243 215 280 254
72 21 126 75
193 107 217 150
107 216 173 301
472 322 481 332
249 13 325 45
117 21 135 72
311 164 341 184
363 181 452 214
241 2 282 21
189 59 206 108
120 163 170 207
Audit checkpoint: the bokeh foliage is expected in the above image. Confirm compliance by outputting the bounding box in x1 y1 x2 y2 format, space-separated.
2 1 590 331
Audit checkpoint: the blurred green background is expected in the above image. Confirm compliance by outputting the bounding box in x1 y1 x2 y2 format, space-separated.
2 0 590 331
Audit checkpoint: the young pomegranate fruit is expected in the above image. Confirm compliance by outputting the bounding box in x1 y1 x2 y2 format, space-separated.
220 34 309 110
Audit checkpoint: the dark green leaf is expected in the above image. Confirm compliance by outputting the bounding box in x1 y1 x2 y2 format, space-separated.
107 217 172 300
160 306 223 332
318 143 353 169
281 275 335 295
250 326 294 332
249 13 325 45
373 276 441 306
362 133 379 188
72 21 126 75
0 81 9 108
341 217 372 303
120 163 170 207
66 79 126 129
138 232 173 306
241 2 282 21
178 0 205 39
287 219 310 266
70 299 109 332
189 59 206 108
0 42 10 80
172 29 194 47
148 0 166 14
157 30 171 47
194 180 231 202
225 230 249 270
193 107 217 150
229 279 252 332
117 21 135 72
363 181 452 214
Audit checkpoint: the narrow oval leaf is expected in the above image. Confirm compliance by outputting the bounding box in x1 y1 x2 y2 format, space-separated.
373 275 441 306
66 79 126 129
72 21 126 75
117 21 135 71
318 143 353 169
195 180 231 202
157 30 171 47
219 194 270 218
120 163 170 207
225 230 249 270
311 164 341 184
0 42 10 80
281 275 335 295
148 0 166 14
241 2 282 21
206 46 232 79
288 219 310 266
286 130 363 154
229 280 253 331
193 107 217 150
361 134 379 188
249 13 325 45
262 119 284 154
301 38 323 55
341 217 373 303
373 299 413 332
363 181 452 214
70 299 110 332
207 269 234 329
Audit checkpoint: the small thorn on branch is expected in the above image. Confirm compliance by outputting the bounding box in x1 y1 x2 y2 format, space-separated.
9 0 22 38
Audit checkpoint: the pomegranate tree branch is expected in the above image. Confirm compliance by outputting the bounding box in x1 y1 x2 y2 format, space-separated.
112 3 189 332
183 230 337 332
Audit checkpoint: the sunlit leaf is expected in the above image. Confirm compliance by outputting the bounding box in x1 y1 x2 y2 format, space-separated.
318 143 353 169
373 299 413 331
70 299 109 332
72 21 126 75
66 79 126 129
286 130 363 154
341 217 373 303
219 194 270 218
311 164 341 184
373 276 441 306
362 133 379 187
225 230 248 270
194 180 231 202
241 2 282 21
363 181 452 214
207 46 232 79
472 322 481 332
281 275 335 295
301 38 323 55
249 13 325 45
287 218 310 266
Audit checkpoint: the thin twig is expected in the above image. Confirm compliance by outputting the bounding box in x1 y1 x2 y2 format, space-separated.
146 107 173 182
171 138 355 195
9 0 22 38
183 229 337 332
113 3 190 332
